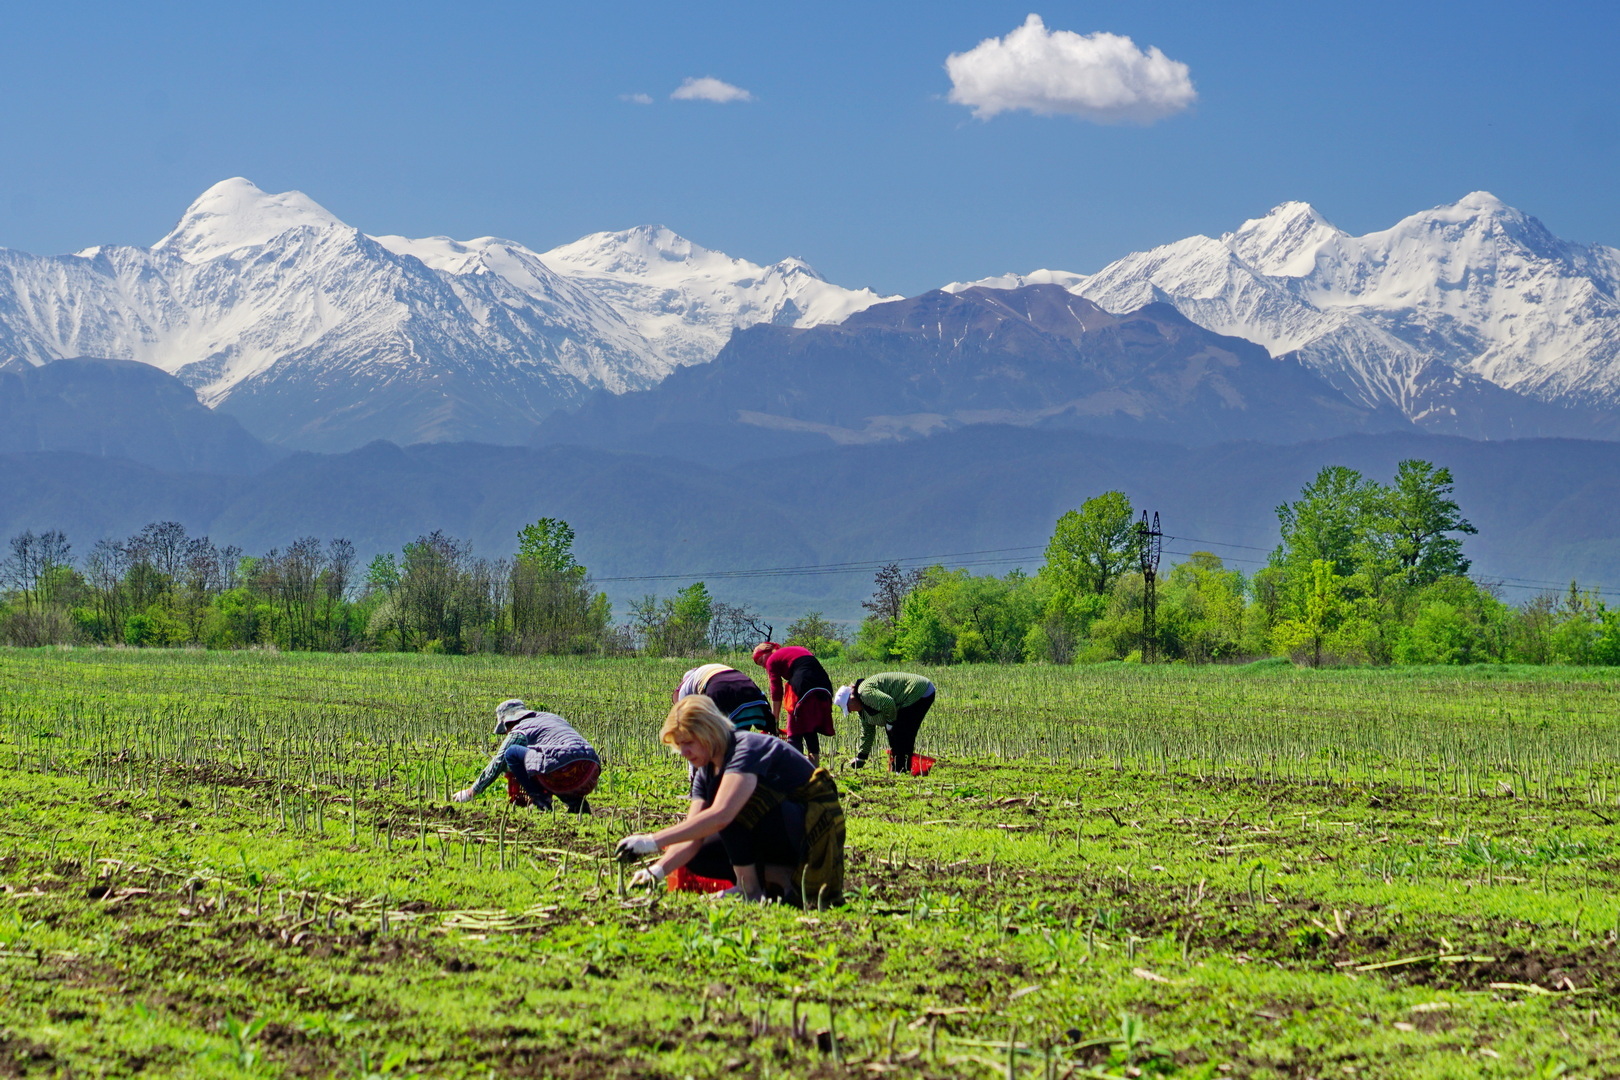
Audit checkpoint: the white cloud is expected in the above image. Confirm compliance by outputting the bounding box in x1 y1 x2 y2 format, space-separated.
945 14 1195 124
671 76 754 104
620 93 654 105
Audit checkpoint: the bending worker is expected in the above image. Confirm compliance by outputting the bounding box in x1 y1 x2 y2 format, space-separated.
837 672 936 773
752 640 836 764
615 695 845 904
451 699 600 813
674 663 775 732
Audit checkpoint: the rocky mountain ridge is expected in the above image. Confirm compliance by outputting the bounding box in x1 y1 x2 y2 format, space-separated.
2 183 1616 451
0 179 892 450
538 284 1413 460
948 193 1620 436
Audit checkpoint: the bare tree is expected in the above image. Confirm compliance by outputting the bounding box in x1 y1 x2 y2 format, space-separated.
135 522 191 585
709 601 771 652
862 562 923 626
2 530 72 614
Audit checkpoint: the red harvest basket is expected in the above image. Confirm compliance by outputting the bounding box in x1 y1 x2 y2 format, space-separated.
667 866 733 894
887 751 937 777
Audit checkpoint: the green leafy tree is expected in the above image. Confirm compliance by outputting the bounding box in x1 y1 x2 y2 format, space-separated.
1042 492 1138 597
366 553 400 593
1023 587 1105 663
633 582 714 656
893 591 953 664
517 518 582 575
671 582 713 633
861 562 923 626
1157 552 1250 663
1394 602 1473 664
1271 559 1350 667
511 517 609 655
1370 460 1477 586
1273 466 1381 580
1592 605 1620 666
393 531 499 653
785 611 847 658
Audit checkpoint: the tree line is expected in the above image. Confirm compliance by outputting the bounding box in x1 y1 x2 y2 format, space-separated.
4 457 1618 665
0 517 813 657
852 459 1620 667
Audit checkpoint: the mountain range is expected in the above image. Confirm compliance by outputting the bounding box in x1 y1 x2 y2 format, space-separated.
0 182 1618 451
951 193 1620 439
0 179 891 451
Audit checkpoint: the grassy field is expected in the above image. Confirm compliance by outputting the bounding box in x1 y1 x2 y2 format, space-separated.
2 649 1619 1078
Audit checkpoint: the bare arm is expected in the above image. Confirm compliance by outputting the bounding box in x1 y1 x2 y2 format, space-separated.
767 665 784 722
650 772 759 850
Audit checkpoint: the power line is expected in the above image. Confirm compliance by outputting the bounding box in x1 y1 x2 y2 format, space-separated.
589 545 1043 584
1166 533 1274 553
591 533 1619 599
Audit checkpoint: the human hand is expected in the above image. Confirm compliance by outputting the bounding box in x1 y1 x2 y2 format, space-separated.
615 834 661 861
629 865 667 888
450 788 475 803
849 756 866 770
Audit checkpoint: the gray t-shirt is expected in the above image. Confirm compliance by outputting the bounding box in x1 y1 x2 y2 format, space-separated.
689 731 814 806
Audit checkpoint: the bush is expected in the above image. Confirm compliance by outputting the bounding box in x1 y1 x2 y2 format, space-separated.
1394 602 1474 665
893 593 953 664
785 611 847 659
0 607 77 647
952 629 991 664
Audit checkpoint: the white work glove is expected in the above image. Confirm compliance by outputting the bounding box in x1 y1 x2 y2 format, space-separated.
450 788 475 803
630 865 668 888
614 834 661 861
849 756 867 769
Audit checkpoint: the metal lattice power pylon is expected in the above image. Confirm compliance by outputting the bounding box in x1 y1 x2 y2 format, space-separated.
1136 511 1162 663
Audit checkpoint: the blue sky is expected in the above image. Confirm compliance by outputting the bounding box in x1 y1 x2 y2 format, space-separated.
1 0 1615 295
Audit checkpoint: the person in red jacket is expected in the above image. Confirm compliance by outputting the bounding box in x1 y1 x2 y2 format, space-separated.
752 641 836 764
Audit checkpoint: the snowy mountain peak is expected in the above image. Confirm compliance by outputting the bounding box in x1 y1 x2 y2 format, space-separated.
154 178 346 263
539 224 897 365
960 191 1620 426
772 256 824 280
1384 191 1552 250
1455 190 1510 214
942 268 1091 294
1227 201 1344 277
543 225 720 277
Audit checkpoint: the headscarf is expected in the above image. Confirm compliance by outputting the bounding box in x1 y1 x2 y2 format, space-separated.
751 641 781 667
674 664 732 704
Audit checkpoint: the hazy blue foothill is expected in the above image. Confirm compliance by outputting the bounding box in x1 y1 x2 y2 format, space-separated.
0 358 284 474
3 410 1618 618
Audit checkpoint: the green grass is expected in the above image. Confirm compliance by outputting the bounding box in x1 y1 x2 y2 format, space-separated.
1 648 1619 1077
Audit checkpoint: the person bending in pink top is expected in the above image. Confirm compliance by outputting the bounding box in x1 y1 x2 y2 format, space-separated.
752 641 836 765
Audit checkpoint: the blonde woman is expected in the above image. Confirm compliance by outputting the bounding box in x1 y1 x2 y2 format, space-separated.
615 695 845 904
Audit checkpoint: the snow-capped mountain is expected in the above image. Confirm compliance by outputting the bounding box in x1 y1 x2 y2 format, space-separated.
538 226 891 368
947 193 1620 436
0 179 892 450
